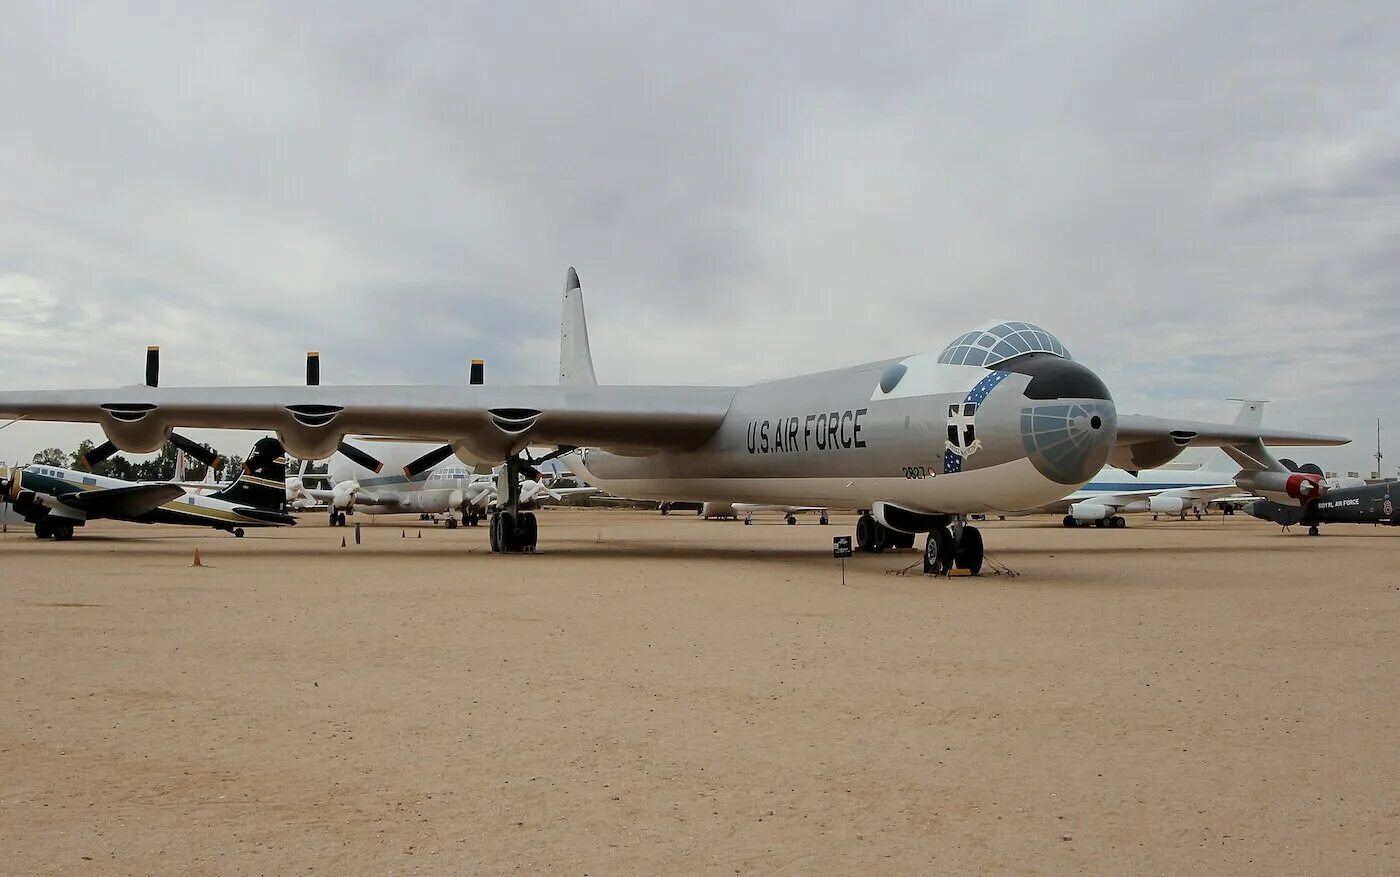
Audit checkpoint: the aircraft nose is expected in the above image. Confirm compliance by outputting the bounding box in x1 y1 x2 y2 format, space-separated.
1006 357 1117 486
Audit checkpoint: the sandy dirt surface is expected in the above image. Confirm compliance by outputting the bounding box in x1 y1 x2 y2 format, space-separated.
1 509 1397 875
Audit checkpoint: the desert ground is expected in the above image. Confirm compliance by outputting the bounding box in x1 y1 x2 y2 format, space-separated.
1 509 1396 875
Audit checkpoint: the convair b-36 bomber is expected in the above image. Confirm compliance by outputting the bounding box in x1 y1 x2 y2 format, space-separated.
0 268 1347 573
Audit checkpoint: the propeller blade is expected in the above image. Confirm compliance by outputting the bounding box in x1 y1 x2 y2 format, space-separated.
306 351 321 387
145 346 160 387
3 465 20 501
1299 463 1324 477
336 442 384 474
403 445 455 478
81 440 120 469
169 433 223 470
470 359 484 386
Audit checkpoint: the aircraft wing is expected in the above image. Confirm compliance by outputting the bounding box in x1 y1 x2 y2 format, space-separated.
1115 415 1348 448
57 484 184 518
0 384 738 458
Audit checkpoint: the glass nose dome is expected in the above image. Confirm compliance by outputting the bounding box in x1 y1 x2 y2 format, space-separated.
937 321 1071 367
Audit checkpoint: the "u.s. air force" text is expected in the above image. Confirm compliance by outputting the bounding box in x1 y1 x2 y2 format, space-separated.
746 409 868 454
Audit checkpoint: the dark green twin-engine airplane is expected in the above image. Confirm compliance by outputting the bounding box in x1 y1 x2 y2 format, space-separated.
1246 461 1399 536
0 438 294 541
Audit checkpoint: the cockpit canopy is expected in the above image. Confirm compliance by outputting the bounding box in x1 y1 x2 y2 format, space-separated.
936 321 1071 368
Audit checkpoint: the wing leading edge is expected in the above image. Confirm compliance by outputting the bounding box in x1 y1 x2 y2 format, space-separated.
0 384 739 459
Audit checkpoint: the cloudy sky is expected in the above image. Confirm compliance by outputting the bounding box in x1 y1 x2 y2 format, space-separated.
2 2 1397 473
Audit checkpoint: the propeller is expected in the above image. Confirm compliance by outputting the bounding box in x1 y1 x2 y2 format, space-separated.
305 351 385 474
399 357 486 478
1 463 20 502
82 347 223 470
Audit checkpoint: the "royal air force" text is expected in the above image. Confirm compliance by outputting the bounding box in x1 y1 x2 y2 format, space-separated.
746 409 868 454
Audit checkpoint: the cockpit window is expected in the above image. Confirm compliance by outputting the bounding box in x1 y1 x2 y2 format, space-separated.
937 321 1070 367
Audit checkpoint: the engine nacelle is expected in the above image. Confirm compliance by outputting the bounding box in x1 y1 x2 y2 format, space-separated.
1107 436 1191 472
1235 470 1325 506
1148 495 1186 516
331 481 359 511
275 427 346 462
98 408 172 454
1068 502 1110 521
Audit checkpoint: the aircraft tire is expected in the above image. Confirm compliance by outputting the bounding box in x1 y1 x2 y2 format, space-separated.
489 513 501 552
1308 525 1320 537
856 513 879 551
53 523 74 541
1110 516 1126 529
233 528 245 538
786 515 797 525
35 521 51 539
1094 518 1108 528
819 515 829 525
743 517 752 525
522 512 538 551
447 517 458 530
922 527 953 575
954 525 983 575
1062 515 1076 528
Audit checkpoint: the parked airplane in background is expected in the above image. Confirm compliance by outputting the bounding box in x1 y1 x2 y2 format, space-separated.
0 437 294 540
0 268 1347 573
294 444 595 528
1245 462 1397 535
693 501 830 525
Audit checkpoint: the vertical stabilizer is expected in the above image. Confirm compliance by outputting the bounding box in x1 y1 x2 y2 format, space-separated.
1229 399 1267 429
559 267 597 386
1204 399 1269 472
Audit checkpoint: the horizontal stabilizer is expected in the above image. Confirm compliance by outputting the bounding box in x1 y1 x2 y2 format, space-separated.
231 507 297 525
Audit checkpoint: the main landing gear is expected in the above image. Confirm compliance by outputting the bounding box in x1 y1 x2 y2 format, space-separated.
329 510 349 527
854 513 918 553
34 520 75 541
1062 515 1126 528
922 520 984 576
489 455 543 553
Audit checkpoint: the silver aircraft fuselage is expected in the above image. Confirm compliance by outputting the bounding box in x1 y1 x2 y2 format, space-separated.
569 350 1117 515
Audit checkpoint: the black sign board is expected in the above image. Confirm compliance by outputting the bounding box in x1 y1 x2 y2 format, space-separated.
832 536 853 558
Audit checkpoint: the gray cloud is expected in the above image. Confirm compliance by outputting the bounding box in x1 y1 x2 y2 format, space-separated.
2 2 1398 474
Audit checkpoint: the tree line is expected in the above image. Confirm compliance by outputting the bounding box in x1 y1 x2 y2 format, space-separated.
28 439 240 483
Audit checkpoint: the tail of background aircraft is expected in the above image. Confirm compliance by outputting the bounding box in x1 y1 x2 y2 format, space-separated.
559 267 598 386
211 437 288 508
1229 399 1267 430
1197 399 1269 472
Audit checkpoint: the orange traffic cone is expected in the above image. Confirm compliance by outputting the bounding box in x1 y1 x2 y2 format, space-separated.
191 549 204 567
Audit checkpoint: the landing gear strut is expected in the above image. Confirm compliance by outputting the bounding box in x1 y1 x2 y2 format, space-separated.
489 456 539 553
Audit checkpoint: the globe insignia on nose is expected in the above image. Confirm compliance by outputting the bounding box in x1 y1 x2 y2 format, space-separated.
1020 402 1117 485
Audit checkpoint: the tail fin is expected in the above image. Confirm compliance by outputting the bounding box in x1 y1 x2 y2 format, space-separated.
1206 399 1269 472
1229 399 1268 429
211 437 288 509
559 267 597 386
